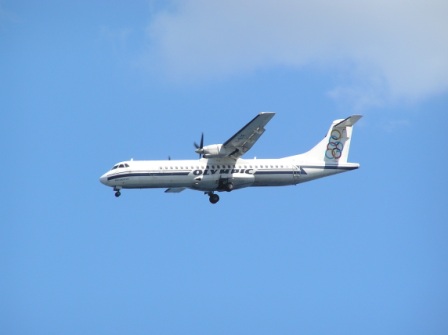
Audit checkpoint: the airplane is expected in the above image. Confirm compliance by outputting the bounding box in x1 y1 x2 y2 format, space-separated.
99 113 362 204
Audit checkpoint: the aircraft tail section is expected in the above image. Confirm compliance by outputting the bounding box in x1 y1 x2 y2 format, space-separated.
295 115 362 163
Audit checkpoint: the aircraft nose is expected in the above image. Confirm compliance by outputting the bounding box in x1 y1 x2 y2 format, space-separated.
99 173 109 185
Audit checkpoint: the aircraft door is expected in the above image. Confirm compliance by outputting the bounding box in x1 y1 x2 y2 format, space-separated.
293 165 301 183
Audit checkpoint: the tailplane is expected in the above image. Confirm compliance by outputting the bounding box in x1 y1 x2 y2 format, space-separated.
292 115 362 163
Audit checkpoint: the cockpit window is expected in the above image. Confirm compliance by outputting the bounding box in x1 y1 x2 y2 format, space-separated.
111 163 130 170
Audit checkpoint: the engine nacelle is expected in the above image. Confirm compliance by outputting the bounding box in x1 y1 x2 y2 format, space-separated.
198 144 235 158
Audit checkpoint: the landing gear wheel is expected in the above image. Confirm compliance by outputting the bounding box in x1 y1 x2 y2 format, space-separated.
226 182 234 192
115 191 121 197
209 194 220 204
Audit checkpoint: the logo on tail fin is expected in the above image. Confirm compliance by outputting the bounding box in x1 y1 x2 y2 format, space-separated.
325 129 344 160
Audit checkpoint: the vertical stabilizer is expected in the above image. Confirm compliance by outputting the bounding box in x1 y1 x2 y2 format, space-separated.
297 115 362 163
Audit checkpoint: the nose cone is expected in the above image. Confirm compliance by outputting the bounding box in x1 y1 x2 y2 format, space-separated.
99 173 109 185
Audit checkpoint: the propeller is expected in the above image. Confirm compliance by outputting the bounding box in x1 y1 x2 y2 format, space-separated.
194 132 204 158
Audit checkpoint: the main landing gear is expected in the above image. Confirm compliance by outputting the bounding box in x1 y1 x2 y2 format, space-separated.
207 192 220 204
225 182 234 192
206 180 233 204
218 179 233 192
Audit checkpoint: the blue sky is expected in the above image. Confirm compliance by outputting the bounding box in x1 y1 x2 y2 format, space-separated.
1 1 448 334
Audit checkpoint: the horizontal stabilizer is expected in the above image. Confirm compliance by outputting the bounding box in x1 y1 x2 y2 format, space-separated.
165 188 186 193
334 115 362 128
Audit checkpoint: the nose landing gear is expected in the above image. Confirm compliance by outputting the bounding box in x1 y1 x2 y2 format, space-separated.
114 186 122 198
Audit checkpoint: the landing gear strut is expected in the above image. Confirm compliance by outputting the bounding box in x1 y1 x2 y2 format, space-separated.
207 192 220 204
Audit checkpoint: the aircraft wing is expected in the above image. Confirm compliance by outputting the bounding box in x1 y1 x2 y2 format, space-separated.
223 112 275 159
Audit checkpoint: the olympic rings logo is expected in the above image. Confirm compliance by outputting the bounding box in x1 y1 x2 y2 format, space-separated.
325 129 344 160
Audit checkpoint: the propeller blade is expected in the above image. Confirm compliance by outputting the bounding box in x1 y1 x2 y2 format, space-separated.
194 133 204 158
194 133 204 149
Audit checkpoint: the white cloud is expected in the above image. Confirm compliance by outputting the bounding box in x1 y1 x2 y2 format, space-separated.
146 0 448 104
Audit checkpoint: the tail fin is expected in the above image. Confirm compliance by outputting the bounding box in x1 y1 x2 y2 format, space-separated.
298 115 362 163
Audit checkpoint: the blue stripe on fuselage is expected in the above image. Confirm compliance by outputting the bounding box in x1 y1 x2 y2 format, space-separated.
107 165 357 181
107 171 189 181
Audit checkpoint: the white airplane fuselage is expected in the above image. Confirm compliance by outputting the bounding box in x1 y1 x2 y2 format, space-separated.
99 157 359 191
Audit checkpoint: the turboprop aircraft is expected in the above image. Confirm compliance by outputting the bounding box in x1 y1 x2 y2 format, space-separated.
99 113 362 204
